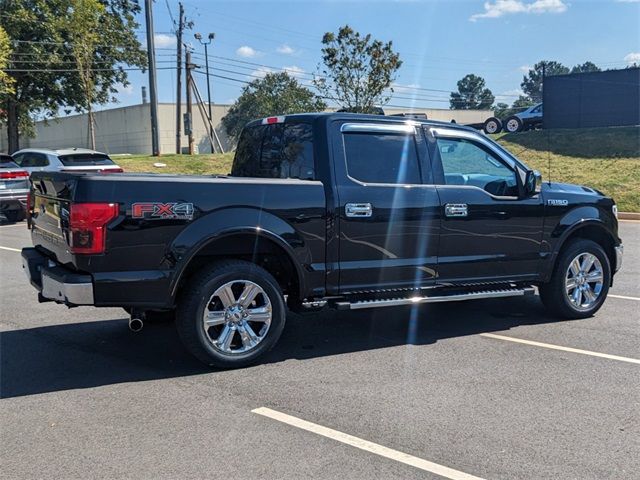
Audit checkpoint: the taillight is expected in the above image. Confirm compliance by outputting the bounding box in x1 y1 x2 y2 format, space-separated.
69 203 119 254
0 170 29 179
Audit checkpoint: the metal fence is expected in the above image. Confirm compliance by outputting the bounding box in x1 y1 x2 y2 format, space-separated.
543 67 640 129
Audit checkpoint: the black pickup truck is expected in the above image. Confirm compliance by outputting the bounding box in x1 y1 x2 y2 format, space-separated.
22 113 623 368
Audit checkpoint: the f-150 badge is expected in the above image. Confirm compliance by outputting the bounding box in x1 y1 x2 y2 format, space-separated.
131 202 194 220
547 199 569 206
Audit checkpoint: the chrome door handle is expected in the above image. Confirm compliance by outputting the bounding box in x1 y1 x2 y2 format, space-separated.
345 203 373 218
445 203 468 217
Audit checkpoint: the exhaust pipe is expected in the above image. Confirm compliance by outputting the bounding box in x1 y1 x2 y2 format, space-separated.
129 315 144 332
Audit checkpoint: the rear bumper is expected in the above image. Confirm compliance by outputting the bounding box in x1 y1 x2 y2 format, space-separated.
21 248 94 305
21 247 173 308
0 193 27 211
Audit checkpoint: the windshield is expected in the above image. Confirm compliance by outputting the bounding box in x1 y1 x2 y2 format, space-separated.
58 153 115 166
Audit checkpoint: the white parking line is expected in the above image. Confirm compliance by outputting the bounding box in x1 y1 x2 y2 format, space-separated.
252 407 485 480
0 245 21 252
480 333 640 365
609 294 640 302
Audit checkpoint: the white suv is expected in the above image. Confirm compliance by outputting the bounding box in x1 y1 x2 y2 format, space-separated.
12 148 123 175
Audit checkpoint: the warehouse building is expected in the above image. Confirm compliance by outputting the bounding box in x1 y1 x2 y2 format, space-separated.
1 103 493 155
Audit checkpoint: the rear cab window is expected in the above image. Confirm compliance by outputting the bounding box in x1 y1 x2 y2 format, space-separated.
341 124 421 185
232 122 315 180
58 153 115 166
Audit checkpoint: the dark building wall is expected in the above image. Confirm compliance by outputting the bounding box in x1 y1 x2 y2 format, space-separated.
543 68 640 129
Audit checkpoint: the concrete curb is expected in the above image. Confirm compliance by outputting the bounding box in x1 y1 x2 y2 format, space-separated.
619 212 640 221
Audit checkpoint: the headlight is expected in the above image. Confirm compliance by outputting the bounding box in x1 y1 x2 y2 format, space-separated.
612 204 618 219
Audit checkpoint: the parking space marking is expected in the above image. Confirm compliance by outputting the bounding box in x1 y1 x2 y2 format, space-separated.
609 294 640 302
480 333 640 365
252 407 485 480
0 245 21 252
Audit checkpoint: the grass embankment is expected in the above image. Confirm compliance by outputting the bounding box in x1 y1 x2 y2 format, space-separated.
115 126 640 212
494 126 639 212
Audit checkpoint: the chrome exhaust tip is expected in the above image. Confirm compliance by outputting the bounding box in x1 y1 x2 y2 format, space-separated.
128 316 144 332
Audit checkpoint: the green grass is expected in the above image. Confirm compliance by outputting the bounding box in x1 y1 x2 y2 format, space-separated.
114 152 234 175
493 126 639 212
114 126 640 212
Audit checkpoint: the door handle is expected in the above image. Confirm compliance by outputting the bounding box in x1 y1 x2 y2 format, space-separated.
444 203 468 217
345 203 373 218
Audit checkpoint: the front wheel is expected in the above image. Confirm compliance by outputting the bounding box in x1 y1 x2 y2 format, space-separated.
539 239 611 319
176 260 286 368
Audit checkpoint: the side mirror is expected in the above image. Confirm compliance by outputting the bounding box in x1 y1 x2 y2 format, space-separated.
524 170 542 196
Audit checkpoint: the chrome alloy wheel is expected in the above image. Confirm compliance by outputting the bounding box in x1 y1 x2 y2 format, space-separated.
564 253 604 311
202 280 272 354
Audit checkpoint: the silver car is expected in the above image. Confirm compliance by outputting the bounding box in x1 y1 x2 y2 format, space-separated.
0 153 29 222
12 147 123 174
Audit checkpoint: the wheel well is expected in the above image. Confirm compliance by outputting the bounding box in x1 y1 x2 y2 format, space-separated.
175 233 301 303
560 224 616 271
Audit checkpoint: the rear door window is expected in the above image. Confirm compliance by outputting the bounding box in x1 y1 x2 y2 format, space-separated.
14 152 49 167
232 123 315 180
343 132 421 184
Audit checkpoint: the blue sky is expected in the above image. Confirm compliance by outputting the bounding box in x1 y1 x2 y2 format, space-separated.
108 0 640 111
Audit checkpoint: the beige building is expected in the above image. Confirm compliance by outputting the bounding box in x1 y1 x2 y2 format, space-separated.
1 103 492 155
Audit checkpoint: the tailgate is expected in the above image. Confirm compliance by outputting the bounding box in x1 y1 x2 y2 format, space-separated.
29 173 77 265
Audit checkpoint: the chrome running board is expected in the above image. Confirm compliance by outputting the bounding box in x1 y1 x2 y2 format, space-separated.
337 287 535 310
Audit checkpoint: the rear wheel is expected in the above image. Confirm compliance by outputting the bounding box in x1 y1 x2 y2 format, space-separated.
539 239 610 319
4 209 24 222
483 117 502 134
504 116 523 133
176 260 286 368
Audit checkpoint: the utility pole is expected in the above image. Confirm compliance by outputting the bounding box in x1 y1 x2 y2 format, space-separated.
175 2 184 154
144 0 160 156
185 50 195 155
194 32 215 153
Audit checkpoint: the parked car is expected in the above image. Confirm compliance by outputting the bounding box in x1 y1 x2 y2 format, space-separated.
12 148 123 174
504 103 543 133
22 113 622 368
0 153 29 222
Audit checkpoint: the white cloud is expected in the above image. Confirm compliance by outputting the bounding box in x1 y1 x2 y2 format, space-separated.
116 84 134 95
616 0 640 3
624 52 640 65
236 45 258 58
283 65 305 78
519 65 532 73
470 0 568 21
495 88 524 103
391 82 422 94
154 33 176 48
250 66 274 79
276 44 296 55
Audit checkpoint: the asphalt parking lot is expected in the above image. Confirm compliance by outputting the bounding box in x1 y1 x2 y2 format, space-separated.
1 221 638 479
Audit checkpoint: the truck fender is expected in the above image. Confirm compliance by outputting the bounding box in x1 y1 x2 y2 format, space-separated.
541 206 616 280
168 207 308 299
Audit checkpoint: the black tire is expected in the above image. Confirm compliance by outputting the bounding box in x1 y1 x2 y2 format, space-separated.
483 117 502 134
175 259 286 368
539 239 611 319
504 116 523 133
4 209 24 222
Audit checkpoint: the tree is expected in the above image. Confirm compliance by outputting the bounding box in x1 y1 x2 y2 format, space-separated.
0 0 146 153
66 0 104 149
570 61 601 74
521 61 569 103
222 72 327 141
493 102 509 118
0 27 14 96
313 25 402 113
449 74 494 110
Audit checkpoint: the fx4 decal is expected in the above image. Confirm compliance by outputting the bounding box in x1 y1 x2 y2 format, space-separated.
547 199 569 206
131 202 194 220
